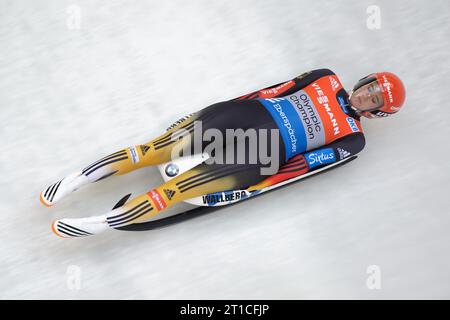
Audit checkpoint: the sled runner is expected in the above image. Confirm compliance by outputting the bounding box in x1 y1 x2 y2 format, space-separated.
116 154 357 231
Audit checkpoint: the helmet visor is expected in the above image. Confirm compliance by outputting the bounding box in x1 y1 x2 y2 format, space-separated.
350 79 384 112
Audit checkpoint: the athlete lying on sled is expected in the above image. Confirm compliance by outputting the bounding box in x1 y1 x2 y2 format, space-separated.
40 69 406 238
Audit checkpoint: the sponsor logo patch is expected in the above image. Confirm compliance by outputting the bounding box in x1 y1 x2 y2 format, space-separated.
337 96 347 108
373 111 390 117
163 188 176 200
382 74 394 103
305 148 336 169
329 76 340 92
346 117 359 133
130 146 140 164
289 92 323 145
259 97 306 159
202 190 248 206
147 189 167 210
166 114 193 131
259 80 295 98
311 82 340 136
140 145 150 156
337 147 351 159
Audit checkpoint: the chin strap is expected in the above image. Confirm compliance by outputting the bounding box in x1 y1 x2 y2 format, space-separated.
345 91 362 117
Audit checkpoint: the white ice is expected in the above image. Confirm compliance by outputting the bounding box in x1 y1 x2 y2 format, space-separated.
0 0 449 299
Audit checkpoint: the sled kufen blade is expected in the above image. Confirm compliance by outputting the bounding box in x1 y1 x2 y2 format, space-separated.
116 156 357 232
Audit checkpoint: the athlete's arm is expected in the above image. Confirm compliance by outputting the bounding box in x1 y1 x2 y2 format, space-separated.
231 69 336 100
248 132 365 191
302 132 366 172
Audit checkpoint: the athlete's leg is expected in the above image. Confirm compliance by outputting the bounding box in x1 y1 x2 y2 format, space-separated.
47 98 292 239
40 113 202 207
53 161 269 237
105 161 265 228
77 114 201 182
52 125 286 237
41 100 272 207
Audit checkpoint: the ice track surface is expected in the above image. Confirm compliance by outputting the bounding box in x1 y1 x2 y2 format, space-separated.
0 0 449 299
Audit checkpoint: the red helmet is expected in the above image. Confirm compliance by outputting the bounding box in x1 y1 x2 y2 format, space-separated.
351 72 406 118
